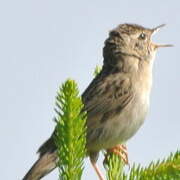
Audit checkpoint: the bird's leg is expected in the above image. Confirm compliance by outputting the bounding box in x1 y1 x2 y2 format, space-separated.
106 144 129 164
90 159 105 180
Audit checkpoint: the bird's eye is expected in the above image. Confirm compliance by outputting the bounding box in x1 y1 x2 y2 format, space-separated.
139 33 146 40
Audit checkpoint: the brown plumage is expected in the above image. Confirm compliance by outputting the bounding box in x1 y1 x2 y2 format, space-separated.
23 23 171 180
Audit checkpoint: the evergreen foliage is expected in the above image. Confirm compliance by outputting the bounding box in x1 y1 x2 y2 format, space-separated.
104 152 124 180
93 65 102 76
105 150 180 180
54 79 87 180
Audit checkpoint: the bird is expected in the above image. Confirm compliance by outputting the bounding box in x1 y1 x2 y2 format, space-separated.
23 23 172 180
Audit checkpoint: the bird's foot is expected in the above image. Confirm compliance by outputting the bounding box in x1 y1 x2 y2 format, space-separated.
106 144 129 165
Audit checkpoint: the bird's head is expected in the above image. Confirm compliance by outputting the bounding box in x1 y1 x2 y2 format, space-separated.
103 23 172 65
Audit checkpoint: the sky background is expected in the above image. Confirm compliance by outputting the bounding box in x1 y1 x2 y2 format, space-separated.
0 0 179 179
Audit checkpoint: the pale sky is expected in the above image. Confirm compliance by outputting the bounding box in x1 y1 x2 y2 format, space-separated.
0 0 179 179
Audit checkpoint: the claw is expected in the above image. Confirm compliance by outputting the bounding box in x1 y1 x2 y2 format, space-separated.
106 144 129 165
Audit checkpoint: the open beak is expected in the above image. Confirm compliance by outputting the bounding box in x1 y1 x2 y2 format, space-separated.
153 44 173 48
151 24 173 49
152 24 166 35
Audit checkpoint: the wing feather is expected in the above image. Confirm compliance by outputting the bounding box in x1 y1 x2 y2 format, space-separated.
82 72 133 122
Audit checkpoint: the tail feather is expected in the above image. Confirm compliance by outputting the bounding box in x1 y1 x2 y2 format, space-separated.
23 151 57 180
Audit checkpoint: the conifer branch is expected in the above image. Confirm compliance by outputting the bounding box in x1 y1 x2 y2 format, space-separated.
126 150 180 180
105 150 180 180
54 79 87 180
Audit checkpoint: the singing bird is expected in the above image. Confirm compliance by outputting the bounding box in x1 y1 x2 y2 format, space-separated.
23 23 172 180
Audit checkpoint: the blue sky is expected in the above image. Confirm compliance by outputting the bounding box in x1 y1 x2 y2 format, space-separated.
0 0 179 179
